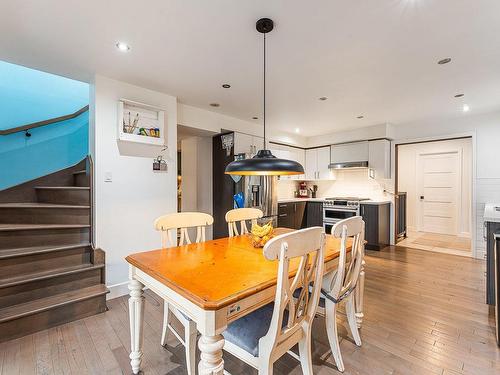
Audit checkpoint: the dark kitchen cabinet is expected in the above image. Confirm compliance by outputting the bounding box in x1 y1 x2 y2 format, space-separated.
278 201 306 230
306 202 323 228
486 221 500 305
360 203 390 250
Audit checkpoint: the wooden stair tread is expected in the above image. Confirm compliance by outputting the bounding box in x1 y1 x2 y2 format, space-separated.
73 170 86 175
0 202 90 209
0 243 91 259
0 284 108 323
35 186 90 190
0 223 90 231
0 263 105 288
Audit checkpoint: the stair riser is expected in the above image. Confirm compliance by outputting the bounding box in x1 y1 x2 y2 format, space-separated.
36 189 89 205
0 267 104 307
0 227 90 250
0 207 90 225
0 247 92 277
0 294 107 343
74 173 89 187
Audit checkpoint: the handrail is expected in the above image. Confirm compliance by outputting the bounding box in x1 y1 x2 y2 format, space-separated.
0 105 89 136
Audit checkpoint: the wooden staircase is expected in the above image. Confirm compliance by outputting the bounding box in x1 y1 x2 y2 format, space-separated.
0 158 108 342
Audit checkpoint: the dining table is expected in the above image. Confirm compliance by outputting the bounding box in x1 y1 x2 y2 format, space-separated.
125 228 365 375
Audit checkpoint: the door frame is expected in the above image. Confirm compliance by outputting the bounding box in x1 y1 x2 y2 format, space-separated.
415 150 461 235
394 132 476 258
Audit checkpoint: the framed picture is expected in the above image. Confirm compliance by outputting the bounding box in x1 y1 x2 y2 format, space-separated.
118 99 165 145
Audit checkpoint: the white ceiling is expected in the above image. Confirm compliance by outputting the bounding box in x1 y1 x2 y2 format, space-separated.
1 0 500 136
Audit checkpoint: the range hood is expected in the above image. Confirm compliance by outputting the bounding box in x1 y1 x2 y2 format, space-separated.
329 160 369 169
329 141 369 170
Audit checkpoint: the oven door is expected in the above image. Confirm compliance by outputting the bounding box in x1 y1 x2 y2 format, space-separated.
323 207 358 222
323 220 337 235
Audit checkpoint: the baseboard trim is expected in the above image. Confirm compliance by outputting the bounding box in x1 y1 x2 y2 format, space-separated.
107 281 130 300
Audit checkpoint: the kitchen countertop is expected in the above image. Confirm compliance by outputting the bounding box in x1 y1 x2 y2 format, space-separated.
277 197 392 205
484 203 500 223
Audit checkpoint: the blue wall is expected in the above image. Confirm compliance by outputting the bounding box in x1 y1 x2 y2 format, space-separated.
0 61 89 131
0 61 89 190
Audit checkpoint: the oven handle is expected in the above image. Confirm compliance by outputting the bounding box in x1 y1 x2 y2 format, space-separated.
323 207 359 213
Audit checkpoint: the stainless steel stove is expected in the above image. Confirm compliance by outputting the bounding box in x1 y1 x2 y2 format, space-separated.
323 197 370 233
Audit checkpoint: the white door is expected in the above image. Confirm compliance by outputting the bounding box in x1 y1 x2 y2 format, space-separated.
417 151 460 235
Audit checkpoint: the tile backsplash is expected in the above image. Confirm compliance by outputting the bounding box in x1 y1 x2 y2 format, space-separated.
277 169 391 201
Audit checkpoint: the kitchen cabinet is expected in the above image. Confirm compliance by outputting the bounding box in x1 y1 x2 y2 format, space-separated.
306 201 323 227
331 141 369 165
234 132 264 156
368 139 391 179
305 147 332 180
278 201 306 229
360 202 390 250
485 221 500 305
270 144 305 180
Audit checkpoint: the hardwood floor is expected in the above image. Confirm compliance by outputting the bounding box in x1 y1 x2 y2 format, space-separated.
0 245 498 375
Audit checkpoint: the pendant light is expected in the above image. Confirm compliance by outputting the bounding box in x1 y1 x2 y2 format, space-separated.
225 18 304 176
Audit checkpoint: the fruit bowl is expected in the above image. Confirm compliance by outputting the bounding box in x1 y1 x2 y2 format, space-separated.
250 221 274 248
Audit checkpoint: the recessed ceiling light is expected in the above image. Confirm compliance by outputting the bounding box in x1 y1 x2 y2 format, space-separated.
295 128 300 133
463 104 470 112
209 103 220 107
116 42 130 52
438 57 451 65
252 116 258 120
454 93 464 98
357 115 364 119
222 84 231 88
319 96 328 101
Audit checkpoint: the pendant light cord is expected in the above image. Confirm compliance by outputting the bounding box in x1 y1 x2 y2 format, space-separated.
263 32 266 149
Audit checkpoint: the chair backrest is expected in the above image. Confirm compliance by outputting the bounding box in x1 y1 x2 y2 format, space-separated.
259 227 325 356
326 216 365 301
154 212 214 248
225 208 264 237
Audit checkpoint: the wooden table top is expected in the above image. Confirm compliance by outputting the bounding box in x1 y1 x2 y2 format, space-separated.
126 228 351 310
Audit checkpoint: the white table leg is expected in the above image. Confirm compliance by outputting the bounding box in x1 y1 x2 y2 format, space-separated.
355 259 365 328
198 333 225 375
129 279 145 374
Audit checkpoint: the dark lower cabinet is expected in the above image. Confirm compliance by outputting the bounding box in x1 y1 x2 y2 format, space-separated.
306 202 323 228
277 201 307 230
486 221 500 305
360 203 390 250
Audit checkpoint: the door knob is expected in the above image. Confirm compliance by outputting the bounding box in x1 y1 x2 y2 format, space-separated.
420 196 424 200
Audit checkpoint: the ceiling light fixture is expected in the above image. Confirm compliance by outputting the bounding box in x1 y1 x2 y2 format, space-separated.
463 104 470 112
295 128 300 133
438 57 451 65
222 84 231 88
252 116 258 120
210 103 220 107
357 115 364 119
116 42 130 52
225 18 304 176
319 96 328 101
454 93 464 98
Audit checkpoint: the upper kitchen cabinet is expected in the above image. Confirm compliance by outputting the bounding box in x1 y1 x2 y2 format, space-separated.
330 141 369 168
271 143 305 180
234 132 264 156
305 146 332 180
368 139 391 179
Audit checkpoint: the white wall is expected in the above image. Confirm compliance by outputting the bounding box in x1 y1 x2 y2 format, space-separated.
306 123 391 147
398 138 472 237
91 75 177 298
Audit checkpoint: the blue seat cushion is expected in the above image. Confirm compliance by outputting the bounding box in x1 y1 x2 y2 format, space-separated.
224 303 287 357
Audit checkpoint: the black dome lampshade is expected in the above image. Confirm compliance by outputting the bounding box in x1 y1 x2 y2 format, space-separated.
225 18 305 176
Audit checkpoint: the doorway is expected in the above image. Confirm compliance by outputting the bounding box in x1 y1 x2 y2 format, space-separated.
396 138 472 256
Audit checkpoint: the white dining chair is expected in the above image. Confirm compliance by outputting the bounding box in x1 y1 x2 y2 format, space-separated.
320 216 365 372
223 227 325 374
153 212 214 375
225 207 264 237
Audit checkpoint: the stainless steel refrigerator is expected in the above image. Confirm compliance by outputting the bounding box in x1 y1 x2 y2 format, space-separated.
212 132 277 238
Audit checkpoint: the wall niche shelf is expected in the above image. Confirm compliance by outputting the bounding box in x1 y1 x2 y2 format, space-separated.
118 99 165 146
